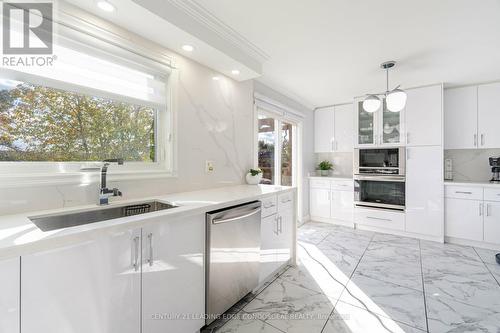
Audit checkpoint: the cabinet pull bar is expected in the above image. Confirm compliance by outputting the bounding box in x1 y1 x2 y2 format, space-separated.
132 236 140 271
486 203 491 217
479 203 483 216
481 134 485 146
147 233 153 266
455 191 472 194
474 134 477 147
367 216 391 222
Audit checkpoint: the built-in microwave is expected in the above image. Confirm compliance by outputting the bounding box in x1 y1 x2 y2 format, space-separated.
354 175 406 211
354 147 406 176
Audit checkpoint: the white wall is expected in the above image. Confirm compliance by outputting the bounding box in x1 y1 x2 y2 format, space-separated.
0 56 254 215
253 81 314 222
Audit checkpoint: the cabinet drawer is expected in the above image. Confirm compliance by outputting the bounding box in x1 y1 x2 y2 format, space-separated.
278 192 294 211
355 208 405 231
261 195 277 217
445 186 483 200
331 180 353 192
484 188 500 202
310 179 331 189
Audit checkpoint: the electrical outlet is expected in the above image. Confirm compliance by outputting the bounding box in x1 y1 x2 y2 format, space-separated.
206 161 215 173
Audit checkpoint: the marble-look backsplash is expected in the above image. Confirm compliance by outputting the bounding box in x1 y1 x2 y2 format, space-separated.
314 152 353 177
444 149 500 182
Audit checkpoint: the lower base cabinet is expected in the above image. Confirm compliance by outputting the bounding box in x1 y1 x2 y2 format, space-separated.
445 198 483 241
0 257 19 333
483 201 500 244
21 214 205 333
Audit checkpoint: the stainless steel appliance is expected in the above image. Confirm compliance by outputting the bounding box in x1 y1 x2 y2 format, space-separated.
354 147 406 176
490 157 500 183
206 201 261 325
354 175 406 211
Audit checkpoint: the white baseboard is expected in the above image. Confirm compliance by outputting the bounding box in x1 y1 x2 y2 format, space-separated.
356 224 444 243
445 236 500 251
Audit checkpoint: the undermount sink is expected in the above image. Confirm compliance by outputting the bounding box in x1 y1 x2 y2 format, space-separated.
29 200 178 232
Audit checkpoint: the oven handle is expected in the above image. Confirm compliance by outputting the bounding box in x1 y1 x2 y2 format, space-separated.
354 175 406 182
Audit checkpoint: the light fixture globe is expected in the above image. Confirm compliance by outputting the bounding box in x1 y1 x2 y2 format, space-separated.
362 95 381 113
386 88 407 112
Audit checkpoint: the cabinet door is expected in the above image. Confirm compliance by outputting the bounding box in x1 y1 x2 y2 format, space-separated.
355 98 378 147
445 198 483 241
0 257 19 333
405 85 442 146
380 99 404 145
478 82 500 149
22 229 141 333
277 200 294 266
330 190 353 222
406 146 443 237
314 107 334 152
444 86 478 149
260 214 279 283
142 214 204 333
484 202 500 244
334 104 354 152
310 188 331 218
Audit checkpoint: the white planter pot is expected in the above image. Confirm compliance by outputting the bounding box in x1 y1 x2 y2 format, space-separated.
246 173 262 185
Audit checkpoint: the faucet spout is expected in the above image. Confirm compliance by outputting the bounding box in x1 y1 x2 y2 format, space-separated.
99 159 124 205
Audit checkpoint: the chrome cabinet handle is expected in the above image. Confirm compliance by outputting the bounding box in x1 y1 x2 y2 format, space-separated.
278 216 283 233
264 203 276 209
455 191 472 194
132 236 140 271
474 134 477 147
147 233 153 266
486 203 491 217
479 203 483 216
406 132 410 144
274 217 279 235
367 216 391 222
481 134 485 146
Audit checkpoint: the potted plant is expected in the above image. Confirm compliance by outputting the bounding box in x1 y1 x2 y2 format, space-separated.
246 168 263 185
317 160 333 176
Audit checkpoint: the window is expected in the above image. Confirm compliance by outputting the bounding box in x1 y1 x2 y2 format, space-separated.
0 17 176 180
0 79 157 163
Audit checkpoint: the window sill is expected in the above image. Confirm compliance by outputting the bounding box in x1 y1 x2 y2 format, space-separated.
0 170 178 189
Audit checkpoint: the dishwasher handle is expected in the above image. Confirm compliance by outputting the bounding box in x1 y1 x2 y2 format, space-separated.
212 207 261 224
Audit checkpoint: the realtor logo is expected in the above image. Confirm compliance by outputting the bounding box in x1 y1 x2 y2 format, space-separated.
2 2 53 54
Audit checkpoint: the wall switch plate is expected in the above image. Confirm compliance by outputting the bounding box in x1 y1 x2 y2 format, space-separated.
206 161 215 173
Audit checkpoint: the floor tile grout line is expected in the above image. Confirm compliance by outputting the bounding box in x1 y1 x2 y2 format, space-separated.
472 247 500 288
418 239 430 333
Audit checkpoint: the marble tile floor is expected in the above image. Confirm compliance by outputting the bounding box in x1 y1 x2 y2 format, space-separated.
206 222 500 333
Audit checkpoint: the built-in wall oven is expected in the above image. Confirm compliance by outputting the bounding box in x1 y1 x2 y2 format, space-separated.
354 147 405 176
354 147 406 211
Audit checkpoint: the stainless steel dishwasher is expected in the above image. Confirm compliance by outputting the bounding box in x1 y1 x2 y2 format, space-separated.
206 201 261 325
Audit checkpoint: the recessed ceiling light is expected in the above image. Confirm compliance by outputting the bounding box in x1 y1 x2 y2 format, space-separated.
97 0 115 12
212 76 220 81
182 44 194 52
231 69 240 75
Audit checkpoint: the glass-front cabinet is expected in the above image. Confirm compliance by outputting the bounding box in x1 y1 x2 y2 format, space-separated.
355 97 404 147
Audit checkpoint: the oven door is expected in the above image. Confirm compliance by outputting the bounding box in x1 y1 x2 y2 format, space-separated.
354 175 405 211
354 148 405 175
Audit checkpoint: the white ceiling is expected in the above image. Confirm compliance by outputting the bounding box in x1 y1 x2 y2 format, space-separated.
193 0 500 108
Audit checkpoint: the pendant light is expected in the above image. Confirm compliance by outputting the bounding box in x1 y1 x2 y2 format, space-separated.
363 61 407 113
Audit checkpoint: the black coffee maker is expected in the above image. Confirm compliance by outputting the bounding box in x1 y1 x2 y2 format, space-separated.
490 157 500 183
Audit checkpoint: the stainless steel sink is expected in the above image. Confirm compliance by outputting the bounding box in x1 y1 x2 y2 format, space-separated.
29 200 178 232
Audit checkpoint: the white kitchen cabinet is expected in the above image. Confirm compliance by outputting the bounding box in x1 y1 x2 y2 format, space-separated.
405 146 443 237
331 189 353 222
314 107 334 152
445 198 484 241
314 104 354 153
478 82 500 149
141 214 204 333
406 85 442 146
0 257 19 333
310 187 331 219
484 201 500 244
444 86 477 149
22 229 142 333
334 103 354 152
260 194 294 284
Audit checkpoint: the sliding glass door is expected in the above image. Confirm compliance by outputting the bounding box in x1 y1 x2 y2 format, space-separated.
258 112 297 186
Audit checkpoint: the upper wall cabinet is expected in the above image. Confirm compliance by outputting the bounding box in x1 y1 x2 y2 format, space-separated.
405 84 442 147
314 104 353 153
445 82 500 149
355 84 442 148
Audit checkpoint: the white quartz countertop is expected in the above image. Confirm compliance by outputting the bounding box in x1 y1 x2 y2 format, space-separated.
444 180 500 188
0 185 294 260
308 176 353 180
